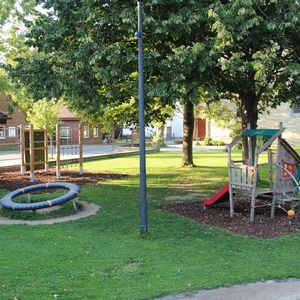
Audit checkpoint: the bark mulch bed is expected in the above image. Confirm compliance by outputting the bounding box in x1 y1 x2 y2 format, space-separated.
160 200 300 239
0 168 129 191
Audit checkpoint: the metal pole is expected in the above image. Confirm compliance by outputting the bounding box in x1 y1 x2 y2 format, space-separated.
20 124 25 175
136 0 148 234
44 125 49 172
56 124 61 179
29 124 35 182
79 123 83 175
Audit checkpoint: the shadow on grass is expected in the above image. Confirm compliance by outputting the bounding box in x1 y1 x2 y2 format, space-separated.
77 180 235 242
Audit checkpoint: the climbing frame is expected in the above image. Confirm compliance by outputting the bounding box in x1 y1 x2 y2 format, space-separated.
227 123 300 221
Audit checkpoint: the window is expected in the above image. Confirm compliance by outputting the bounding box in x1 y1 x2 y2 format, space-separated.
61 127 70 138
59 126 72 145
8 127 16 137
93 127 99 138
0 126 5 139
83 125 89 138
60 126 71 139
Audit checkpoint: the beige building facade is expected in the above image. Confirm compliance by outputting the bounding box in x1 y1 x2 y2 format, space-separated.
206 102 300 145
258 102 300 146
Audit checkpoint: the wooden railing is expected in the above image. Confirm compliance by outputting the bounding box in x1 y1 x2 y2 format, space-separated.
229 164 256 191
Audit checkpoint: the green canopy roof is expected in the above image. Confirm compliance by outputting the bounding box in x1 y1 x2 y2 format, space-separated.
242 129 280 137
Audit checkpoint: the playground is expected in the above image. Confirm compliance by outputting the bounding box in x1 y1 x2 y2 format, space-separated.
1 124 300 298
161 125 300 239
1 151 300 299
2 153 300 237
2 0 300 298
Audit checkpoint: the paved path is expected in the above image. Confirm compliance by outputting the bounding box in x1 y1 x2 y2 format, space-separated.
158 279 300 300
0 201 100 225
0 151 21 167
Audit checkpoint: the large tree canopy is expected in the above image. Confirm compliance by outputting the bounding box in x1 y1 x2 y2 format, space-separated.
207 0 300 158
8 0 300 165
0 0 36 106
9 0 214 166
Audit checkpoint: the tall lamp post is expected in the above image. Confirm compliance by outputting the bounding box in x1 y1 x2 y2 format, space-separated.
136 0 148 233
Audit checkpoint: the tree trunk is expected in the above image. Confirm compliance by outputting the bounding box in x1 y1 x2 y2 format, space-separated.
157 125 165 146
50 136 54 157
131 128 134 147
182 101 194 166
241 92 258 165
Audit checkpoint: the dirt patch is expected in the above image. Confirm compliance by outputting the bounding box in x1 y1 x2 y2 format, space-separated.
166 193 202 202
160 200 300 239
171 183 194 190
0 168 128 191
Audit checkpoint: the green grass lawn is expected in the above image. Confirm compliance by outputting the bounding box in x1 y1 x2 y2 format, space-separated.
1 151 300 300
293 146 300 154
0 145 19 152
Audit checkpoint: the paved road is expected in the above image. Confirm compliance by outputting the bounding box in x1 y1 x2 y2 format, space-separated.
0 144 140 168
158 279 300 300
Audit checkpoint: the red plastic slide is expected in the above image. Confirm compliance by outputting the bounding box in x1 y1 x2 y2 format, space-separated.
203 185 230 206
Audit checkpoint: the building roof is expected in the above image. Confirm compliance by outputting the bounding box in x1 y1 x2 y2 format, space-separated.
58 105 78 121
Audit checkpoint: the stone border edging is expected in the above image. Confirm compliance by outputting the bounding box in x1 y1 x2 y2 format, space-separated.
47 148 159 166
0 201 100 225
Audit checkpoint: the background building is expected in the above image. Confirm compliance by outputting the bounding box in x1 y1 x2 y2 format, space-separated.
158 102 300 145
0 93 27 145
0 94 109 145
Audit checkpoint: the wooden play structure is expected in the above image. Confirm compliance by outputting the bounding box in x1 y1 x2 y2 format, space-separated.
227 123 300 221
20 124 84 182
20 124 48 182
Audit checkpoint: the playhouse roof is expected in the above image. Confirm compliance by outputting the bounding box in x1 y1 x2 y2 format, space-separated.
228 126 286 154
242 129 280 137
280 139 300 163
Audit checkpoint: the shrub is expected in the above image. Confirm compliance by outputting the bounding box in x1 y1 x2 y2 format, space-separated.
212 140 225 146
203 137 213 146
